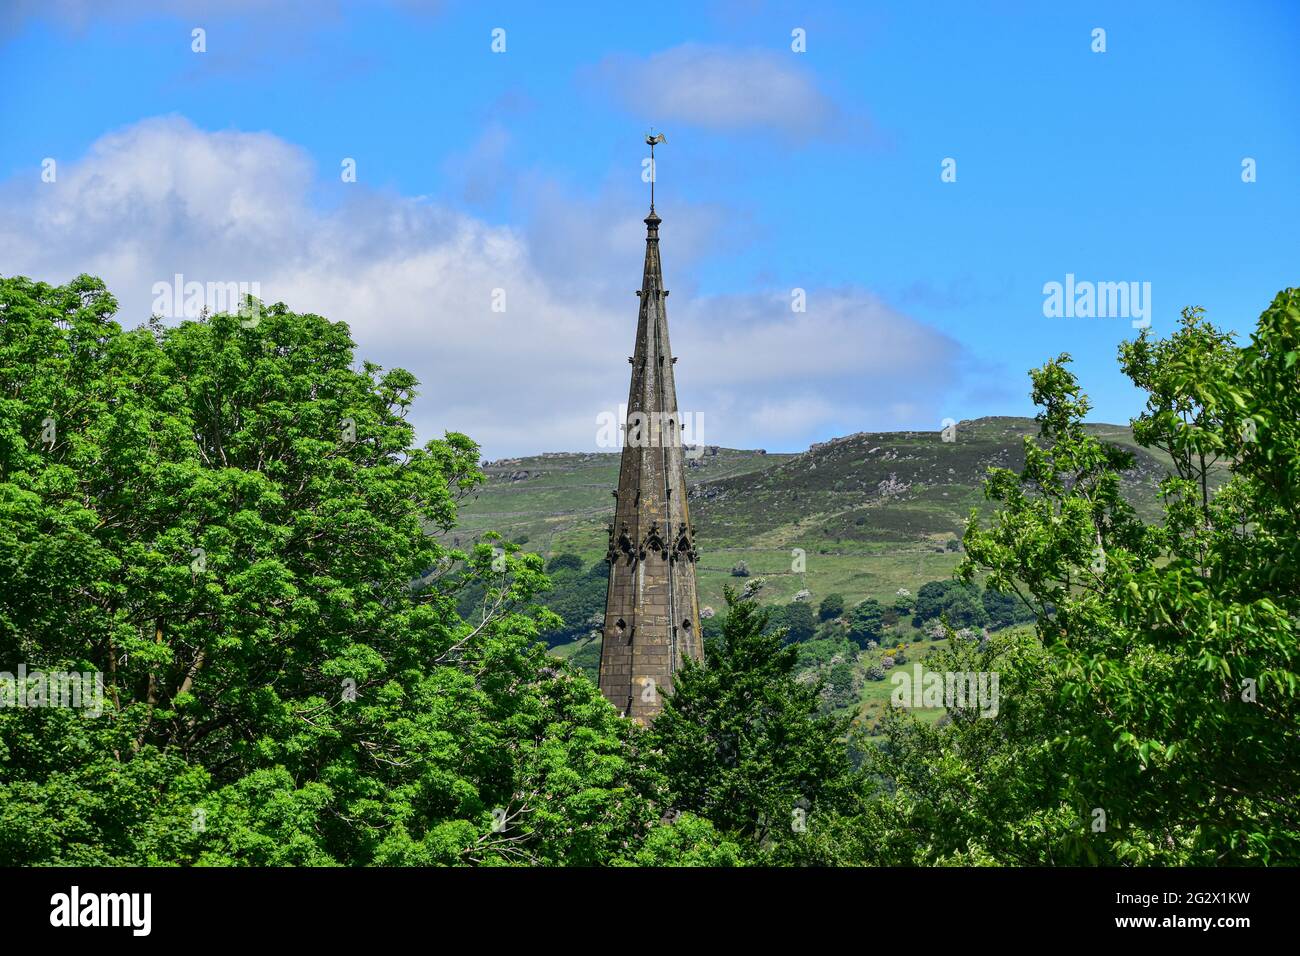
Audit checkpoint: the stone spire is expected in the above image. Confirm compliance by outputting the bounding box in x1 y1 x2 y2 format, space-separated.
597 135 703 724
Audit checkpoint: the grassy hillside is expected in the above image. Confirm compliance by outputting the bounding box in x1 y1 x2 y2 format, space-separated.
455 417 1201 735
456 416 1184 614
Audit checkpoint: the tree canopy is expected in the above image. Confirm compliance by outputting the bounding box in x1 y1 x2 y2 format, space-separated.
0 275 661 865
868 296 1300 864
3 274 1296 866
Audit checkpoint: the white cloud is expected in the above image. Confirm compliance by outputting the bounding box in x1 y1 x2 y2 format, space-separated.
0 116 962 457
668 289 963 449
589 43 854 142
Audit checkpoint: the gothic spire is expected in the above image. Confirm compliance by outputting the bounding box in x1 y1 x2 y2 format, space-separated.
597 133 703 724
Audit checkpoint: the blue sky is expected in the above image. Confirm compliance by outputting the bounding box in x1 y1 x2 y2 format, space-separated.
2 1 1297 457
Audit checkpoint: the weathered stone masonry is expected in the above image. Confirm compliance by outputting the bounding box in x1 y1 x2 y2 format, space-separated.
596 200 703 724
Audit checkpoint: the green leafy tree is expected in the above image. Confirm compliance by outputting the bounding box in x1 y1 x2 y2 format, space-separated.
942 587 988 629
912 580 956 622
869 296 1300 865
701 609 725 645
913 579 987 629
649 587 861 857
0 275 663 866
545 552 584 573
622 812 743 867
847 598 883 647
818 593 845 621
776 600 816 644
535 557 608 647
981 587 1036 630
861 626 1062 865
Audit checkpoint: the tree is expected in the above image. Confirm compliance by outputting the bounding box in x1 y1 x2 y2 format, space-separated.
774 600 816 643
941 587 988 629
649 587 861 856
862 627 1062 865
623 813 743 867
818 593 845 621
913 580 958 622
535 558 608 647
0 275 663 866
546 552 584 573
868 295 1300 865
981 587 1036 630
701 609 726 645
847 598 883 647
913 579 987 629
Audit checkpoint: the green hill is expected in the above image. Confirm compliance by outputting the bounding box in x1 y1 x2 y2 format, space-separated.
453 415 1216 730
456 416 1181 614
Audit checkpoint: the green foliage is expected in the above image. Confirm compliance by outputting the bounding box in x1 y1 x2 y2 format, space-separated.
0 275 664 866
980 587 1037 630
774 600 816 643
649 587 861 857
913 579 988 629
536 558 608 647
862 627 1065 864
818 592 845 621
869 295 1300 865
546 552 585 574
847 598 884 647
621 812 743 867
794 634 862 712
5 274 1296 868
794 634 856 671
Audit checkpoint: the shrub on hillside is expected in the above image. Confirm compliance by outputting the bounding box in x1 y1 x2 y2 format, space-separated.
847 598 884 647
913 579 987 629
818 593 845 620
776 601 817 643
981 587 1037 629
546 552 585 573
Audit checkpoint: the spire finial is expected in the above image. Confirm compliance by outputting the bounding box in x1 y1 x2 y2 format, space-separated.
645 130 666 213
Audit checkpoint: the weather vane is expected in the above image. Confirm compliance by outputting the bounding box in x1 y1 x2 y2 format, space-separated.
645 130 666 211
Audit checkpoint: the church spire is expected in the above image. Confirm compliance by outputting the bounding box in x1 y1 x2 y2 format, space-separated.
597 134 703 724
